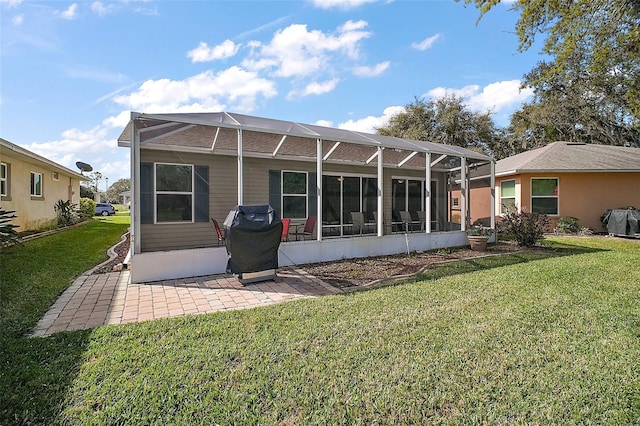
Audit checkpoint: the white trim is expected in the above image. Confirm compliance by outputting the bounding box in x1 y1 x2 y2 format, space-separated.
0 162 7 197
154 163 195 224
30 171 43 197
530 176 560 216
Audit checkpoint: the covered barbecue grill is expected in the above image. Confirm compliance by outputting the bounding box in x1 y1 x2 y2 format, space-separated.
603 208 640 238
223 205 283 284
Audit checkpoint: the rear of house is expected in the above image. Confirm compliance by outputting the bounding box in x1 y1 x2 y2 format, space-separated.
1 138 86 231
119 112 496 283
491 142 640 232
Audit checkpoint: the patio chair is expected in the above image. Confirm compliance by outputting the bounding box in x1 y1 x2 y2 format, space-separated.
351 211 374 235
292 215 317 240
281 218 291 242
211 218 225 246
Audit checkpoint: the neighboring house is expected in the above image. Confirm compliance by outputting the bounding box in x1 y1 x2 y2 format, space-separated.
465 142 640 232
118 112 496 283
0 138 87 231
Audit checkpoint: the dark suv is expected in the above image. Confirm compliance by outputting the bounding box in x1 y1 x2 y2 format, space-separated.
95 203 116 216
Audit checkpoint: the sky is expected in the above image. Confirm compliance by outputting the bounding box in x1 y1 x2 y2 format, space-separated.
0 0 544 186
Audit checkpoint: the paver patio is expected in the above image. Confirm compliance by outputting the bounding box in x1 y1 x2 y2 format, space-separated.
32 268 341 337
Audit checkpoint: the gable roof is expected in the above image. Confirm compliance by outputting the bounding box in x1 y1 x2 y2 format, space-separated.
0 138 88 180
496 142 640 176
118 111 493 163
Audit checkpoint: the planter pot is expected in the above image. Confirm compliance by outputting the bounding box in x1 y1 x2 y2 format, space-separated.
468 236 488 251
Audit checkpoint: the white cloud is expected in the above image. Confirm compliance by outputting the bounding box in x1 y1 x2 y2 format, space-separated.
338 105 405 133
0 0 23 9
187 40 241 63
113 66 277 113
11 13 23 25
242 21 372 78
310 0 378 10
91 1 111 16
55 3 78 20
425 80 533 114
353 61 389 77
411 34 442 51
289 78 340 99
314 119 333 127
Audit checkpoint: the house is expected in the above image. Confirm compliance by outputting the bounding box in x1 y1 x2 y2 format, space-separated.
464 142 640 232
118 112 496 283
0 138 87 231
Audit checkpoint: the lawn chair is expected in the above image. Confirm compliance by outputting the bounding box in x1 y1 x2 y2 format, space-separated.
211 218 225 246
292 215 317 240
281 218 291 242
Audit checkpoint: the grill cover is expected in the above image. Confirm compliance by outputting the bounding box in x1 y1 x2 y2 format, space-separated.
223 205 282 276
603 209 640 237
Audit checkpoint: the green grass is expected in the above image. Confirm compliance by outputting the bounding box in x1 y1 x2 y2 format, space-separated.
2 233 640 424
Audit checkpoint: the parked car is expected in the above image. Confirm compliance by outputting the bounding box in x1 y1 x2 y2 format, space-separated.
95 203 116 216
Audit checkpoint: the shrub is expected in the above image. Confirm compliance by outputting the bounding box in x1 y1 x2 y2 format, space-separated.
498 208 549 247
0 209 21 250
78 197 96 220
556 216 580 234
54 199 78 227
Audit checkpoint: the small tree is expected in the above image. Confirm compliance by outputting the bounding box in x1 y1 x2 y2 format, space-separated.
499 207 549 247
0 209 21 250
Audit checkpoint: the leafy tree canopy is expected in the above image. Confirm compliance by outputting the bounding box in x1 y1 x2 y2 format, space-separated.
376 96 502 157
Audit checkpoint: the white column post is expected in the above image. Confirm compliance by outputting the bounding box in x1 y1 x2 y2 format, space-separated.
377 147 384 236
461 157 467 232
317 138 323 241
237 129 243 205
131 112 141 255
425 152 431 233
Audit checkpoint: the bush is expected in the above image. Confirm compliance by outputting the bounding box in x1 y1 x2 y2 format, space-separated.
556 216 580 234
498 208 549 247
54 199 79 227
78 198 96 220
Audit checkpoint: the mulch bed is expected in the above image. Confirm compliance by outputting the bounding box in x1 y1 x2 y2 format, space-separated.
92 233 130 274
302 242 539 288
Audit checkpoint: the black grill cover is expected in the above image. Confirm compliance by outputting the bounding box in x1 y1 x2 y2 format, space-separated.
223 205 282 274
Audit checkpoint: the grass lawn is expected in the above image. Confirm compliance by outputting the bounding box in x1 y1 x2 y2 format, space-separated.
2 231 640 424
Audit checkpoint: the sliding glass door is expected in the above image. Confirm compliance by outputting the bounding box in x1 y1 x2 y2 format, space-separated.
322 175 377 237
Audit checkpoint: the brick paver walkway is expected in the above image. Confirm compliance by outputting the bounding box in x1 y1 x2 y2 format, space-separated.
32 268 341 337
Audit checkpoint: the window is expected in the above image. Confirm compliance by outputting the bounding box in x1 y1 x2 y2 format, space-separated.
531 178 558 215
155 163 193 222
0 163 7 197
282 171 307 219
30 171 42 197
500 180 516 214
452 197 459 208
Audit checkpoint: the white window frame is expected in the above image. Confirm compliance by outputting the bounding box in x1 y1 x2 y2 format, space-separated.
281 170 308 219
154 162 195 224
530 177 559 216
500 179 516 215
0 162 7 197
30 171 43 197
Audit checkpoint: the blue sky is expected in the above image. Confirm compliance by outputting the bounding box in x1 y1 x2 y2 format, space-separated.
1 0 542 184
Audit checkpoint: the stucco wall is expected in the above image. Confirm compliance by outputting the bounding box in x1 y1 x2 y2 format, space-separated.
1 152 82 231
495 172 640 232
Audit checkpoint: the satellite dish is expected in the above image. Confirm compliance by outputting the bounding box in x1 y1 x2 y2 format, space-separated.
76 161 93 174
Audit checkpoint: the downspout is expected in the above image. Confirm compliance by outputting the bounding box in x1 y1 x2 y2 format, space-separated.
425 152 431 233
377 147 383 236
131 112 142 255
316 138 322 241
237 129 243 205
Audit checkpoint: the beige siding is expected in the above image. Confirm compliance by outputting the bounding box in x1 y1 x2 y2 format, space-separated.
0 152 83 231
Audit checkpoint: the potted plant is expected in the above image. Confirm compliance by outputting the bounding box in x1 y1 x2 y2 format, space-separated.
466 223 493 251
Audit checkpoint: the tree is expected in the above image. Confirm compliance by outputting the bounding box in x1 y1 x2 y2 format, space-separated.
106 178 130 204
459 0 640 119
376 96 503 157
